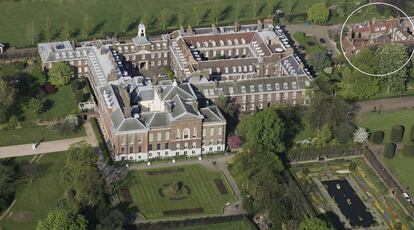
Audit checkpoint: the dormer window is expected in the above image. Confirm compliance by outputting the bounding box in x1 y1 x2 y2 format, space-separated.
250 85 255 93
266 84 272 91
241 86 246 93
275 83 280 90
292 82 297 89
258 84 263 92
283 82 288 89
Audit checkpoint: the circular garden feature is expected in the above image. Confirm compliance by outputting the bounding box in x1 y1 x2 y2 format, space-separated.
158 181 191 200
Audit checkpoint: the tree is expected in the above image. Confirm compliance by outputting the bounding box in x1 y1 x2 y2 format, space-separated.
192 5 203 26
353 127 369 143
210 0 222 25
22 164 39 183
159 9 169 30
237 107 285 154
308 3 330 24
43 17 52 41
251 0 258 19
120 14 130 34
60 22 73 40
339 67 380 100
375 43 409 92
37 208 87 230
317 123 333 146
266 0 275 18
307 49 331 73
215 96 238 133
48 61 72 86
63 142 105 206
0 78 16 113
306 92 350 130
0 162 16 213
23 98 43 117
177 7 185 27
299 217 331 230
26 22 36 45
233 0 241 21
80 16 91 39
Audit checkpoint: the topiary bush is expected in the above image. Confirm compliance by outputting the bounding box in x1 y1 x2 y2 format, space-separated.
390 125 405 143
403 144 414 157
410 124 414 142
384 143 396 159
370 131 384 144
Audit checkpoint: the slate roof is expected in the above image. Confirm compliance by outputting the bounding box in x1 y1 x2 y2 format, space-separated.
140 112 171 128
132 36 151 46
170 95 201 120
192 75 310 99
200 105 226 123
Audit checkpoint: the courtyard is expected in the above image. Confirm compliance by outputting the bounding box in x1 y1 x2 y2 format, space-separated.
116 164 237 219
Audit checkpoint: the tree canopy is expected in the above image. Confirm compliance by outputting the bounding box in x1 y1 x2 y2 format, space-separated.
48 61 72 86
237 107 285 154
299 217 331 230
308 49 331 73
308 3 330 24
36 208 87 230
63 142 105 207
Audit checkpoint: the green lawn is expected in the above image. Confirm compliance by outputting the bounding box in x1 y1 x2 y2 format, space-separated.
0 124 85 147
357 109 414 144
0 0 364 48
0 153 69 230
383 153 414 194
37 85 78 121
118 164 236 219
292 32 324 55
181 218 255 230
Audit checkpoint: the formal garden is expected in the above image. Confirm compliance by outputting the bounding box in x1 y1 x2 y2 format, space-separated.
0 153 70 229
357 108 414 195
0 60 89 146
116 164 236 219
291 157 414 229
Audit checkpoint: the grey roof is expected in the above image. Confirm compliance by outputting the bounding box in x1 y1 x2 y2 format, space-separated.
158 83 196 101
200 105 225 123
281 55 306 76
171 95 201 120
140 112 170 128
131 87 154 103
118 118 146 131
110 108 125 130
192 75 310 99
132 36 151 46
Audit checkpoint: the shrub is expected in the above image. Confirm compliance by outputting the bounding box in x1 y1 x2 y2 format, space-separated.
70 79 82 90
410 124 414 142
403 144 414 157
384 143 396 159
390 125 404 143
370 131 384 144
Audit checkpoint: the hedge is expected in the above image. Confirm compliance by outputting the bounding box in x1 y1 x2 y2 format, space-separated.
384 143 396 159
91 118 113 165
390 125 405 143
288 144 363 162
403 144 414 157
410 124 414 142
370 131 384 144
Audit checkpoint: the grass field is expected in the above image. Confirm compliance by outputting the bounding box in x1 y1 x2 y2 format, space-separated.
0 124 85 147
0 153 69 230
181 218 255 230
118 164 236 219
37 85 79 121
383 152 414 195
356 109 414 144
0 0 364 48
